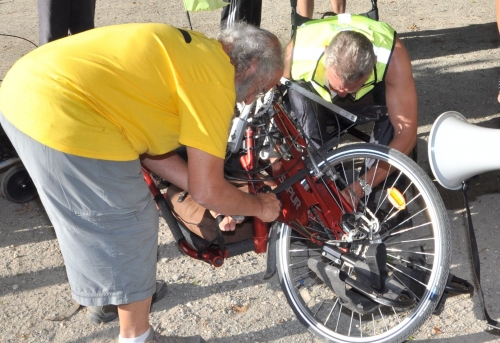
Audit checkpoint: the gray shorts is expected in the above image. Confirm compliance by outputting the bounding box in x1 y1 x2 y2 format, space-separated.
0 112 159 306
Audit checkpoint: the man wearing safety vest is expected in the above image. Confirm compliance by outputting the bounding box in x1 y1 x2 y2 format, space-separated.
284 13 417 199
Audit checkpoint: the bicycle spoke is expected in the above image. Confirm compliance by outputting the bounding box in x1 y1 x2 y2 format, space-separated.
372 313 376 335
385 237 435 245
386 254 433 272
387 263 428 287
391 271 422 302
318 177 347 215
324 298 340 326
386 248 435 257
348 311 354 336
379 307 389 332
359 313 363 337
387 221 432 237
335 304 343 332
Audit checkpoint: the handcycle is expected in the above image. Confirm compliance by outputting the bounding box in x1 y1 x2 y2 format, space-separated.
142 82 451 342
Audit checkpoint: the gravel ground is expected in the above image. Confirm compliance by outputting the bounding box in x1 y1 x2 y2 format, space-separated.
1 0 500 342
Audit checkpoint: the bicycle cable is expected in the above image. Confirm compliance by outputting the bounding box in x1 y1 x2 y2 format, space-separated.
0 33 38 82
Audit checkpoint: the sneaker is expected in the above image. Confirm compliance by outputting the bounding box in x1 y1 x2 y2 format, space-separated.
145 326 206 343
87 280 168 325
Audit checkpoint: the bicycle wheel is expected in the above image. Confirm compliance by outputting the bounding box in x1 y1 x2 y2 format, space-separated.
276 143 450 343
1 164 37 203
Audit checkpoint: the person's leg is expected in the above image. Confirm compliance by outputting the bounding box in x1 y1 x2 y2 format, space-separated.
329 0 346 14
1 114 205 342
118 297 152 338
288 86 329 148
220 0 262 28
369 82 393 147
166 184 254 244
297 0 314 18
87 280 168 325
68 0 96 35
0 113 157 326
236 0 262 26
37 0 71 45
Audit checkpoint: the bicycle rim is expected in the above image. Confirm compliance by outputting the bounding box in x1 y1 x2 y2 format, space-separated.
276 143 451 343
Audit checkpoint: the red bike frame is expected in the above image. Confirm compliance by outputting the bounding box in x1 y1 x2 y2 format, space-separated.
142 101 354 266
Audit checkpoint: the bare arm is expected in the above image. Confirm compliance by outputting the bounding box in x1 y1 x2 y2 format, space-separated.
186 147 280 221
141 148 281 222
497 0 500 35
141 151 189 190
330 0 346 14
345 37 418 199
383 36 418 157
283 40 294 79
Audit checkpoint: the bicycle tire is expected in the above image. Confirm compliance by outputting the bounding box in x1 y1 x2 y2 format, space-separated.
320 137 419 164
276 143 450 343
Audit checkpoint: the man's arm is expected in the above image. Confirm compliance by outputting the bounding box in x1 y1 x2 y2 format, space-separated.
384 36 418 157
344 36 418 200
141 148 281 222
283 40 294 79
497 0 500 35
141 151 190 191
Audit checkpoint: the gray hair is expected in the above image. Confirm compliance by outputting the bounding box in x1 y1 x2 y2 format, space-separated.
218 23 283 102
324 31 376 85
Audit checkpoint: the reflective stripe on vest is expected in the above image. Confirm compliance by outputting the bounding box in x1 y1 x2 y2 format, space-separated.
291 14 396 102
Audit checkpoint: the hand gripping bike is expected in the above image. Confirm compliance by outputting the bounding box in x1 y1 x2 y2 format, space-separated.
142 84 451 343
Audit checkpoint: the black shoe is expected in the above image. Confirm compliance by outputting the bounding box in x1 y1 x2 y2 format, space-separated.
151 280 168 305
86 280 168 325
86 304 118 324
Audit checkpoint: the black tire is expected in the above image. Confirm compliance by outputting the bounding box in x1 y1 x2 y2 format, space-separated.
318 136 340 155
1 165 37 203
276 143 451 343
320 139 419 164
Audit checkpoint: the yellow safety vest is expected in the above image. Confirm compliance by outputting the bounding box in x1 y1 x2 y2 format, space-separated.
291 14 396 102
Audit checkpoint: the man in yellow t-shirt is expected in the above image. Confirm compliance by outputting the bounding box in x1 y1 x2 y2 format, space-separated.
0 22 282 343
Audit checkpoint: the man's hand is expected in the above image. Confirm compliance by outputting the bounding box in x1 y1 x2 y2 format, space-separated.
255 192 281 222
209 192 280 229
340 182 364 210
209 211 244 231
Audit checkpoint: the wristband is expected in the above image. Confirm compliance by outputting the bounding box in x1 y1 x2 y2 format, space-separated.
357 177 372 196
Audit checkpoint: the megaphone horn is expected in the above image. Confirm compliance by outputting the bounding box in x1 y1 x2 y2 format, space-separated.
428 111 500 190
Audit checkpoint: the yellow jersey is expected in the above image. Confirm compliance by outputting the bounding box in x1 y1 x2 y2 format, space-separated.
0 23 235 161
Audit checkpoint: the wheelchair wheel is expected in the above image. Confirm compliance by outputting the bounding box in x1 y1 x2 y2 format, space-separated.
1 164 37 203
320 139 419 164
276 143 450 343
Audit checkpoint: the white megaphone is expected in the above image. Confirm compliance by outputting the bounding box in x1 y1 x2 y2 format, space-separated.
428 111 500 190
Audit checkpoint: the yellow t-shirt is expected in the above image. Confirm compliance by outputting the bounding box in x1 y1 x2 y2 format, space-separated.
0 23 235 161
